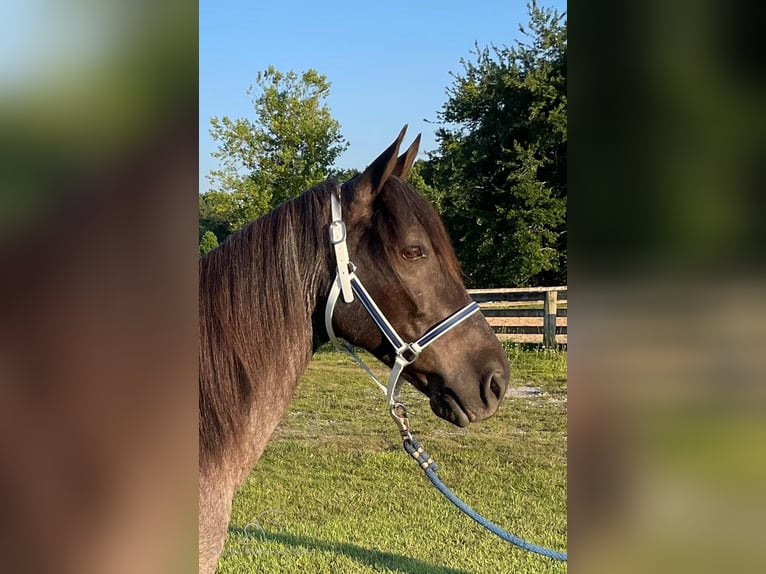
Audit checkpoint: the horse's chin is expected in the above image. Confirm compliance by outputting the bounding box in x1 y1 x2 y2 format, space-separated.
429 393 471 427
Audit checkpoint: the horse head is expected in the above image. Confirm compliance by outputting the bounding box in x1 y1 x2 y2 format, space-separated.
327 127 510 426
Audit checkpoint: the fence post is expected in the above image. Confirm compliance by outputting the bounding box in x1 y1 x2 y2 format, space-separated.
543 290 558 348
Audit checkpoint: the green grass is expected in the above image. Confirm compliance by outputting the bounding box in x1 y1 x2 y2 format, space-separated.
217 347 567 573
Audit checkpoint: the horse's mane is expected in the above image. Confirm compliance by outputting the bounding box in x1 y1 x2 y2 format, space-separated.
198 177 463 467
198 181 334 466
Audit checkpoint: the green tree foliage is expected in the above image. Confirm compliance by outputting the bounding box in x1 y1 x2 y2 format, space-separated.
327 167 360 182
407 160 440 209
425 2 566 287
201 66 348 242
199 230 219 256
198 189 237 244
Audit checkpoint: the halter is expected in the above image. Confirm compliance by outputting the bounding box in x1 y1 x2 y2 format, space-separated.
324 186 480 413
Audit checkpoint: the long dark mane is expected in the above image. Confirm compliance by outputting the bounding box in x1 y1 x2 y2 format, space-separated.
199 181 335 467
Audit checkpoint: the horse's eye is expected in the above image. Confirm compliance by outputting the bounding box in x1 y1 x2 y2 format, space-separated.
402 245 424 260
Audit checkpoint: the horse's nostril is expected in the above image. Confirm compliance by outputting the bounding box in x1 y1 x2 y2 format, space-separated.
482 370 507 408
490 376 502 401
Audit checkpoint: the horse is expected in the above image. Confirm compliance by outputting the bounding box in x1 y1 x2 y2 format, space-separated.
198 126 511 573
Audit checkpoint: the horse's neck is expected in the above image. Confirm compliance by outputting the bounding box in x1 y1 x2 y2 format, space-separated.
231 344 312 482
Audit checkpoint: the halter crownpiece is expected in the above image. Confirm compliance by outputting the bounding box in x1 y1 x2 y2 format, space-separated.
324 185 480 407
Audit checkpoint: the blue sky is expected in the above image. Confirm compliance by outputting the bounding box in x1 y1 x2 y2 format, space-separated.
200 0 567 192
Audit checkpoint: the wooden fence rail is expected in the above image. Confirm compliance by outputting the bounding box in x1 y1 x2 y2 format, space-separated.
467 286 567 347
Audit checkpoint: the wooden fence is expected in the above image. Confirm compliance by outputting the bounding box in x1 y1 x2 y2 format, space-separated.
467 286 567 347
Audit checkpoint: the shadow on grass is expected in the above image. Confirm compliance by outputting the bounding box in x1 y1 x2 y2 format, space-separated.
228 526 472 574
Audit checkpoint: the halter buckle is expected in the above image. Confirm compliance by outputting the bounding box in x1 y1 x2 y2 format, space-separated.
328 220 346 244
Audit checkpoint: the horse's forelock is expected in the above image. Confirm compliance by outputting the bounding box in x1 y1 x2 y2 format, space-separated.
372 178 464 286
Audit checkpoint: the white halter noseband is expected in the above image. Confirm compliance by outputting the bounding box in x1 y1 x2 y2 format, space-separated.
324 186 480 407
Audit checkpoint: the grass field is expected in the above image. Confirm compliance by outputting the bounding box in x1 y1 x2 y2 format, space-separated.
217 345 567 573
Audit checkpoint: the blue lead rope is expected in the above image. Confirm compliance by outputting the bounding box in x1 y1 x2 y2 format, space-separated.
403 438 568 562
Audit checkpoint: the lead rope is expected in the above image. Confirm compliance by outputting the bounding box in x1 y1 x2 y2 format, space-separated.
391 404 568 562
325 187 567 562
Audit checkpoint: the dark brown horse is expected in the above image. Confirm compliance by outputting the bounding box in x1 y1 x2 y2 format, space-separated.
198 127 510 573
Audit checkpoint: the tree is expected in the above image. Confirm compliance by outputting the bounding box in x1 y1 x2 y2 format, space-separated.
199 230 219 256
327 167 360 182
425 1 566 287
202 66 348 241
198 189 237 243
408 160 442 211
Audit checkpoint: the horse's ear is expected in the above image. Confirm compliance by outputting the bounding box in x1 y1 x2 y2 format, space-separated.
392 133 421 180
345 125 408 208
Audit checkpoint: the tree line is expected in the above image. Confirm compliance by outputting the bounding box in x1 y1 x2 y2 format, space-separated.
200 2 566 288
